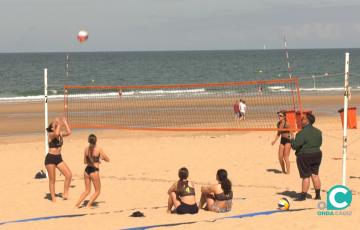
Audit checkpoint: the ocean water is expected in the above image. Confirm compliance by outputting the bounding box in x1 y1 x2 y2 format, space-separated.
0 49 360 102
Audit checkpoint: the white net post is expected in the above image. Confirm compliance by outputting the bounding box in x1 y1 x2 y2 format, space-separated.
342 53 350 186
44 68 49 178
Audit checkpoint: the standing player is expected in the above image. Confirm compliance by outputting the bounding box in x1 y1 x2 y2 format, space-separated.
271 110 292 174
75 134 110 208
45 117 72 202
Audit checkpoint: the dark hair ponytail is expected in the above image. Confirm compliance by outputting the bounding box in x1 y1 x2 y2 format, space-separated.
88 134 97 145
178 167 189 180
46 123 53 132
177 167 189 191
217 169 232 195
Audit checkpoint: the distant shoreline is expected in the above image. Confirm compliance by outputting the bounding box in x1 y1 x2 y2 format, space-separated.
1 87 359 103
1 47 360 54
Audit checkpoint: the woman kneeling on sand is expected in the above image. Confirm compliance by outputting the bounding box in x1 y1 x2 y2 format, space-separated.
200 169 233 213
75 134 110 208
167 167 199 214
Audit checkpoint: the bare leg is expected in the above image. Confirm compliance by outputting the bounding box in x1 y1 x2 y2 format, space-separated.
199 193 206 209
45 164 57 202
283 143 291 174
311 174 321 189
278 144 286 173
57 161 72 199
75 172 91 208
311 174 321 199
167 194 173 212
86 172 101 208
205 195 215 210
167 192 181 212
200 193 215 210
302 177 310 193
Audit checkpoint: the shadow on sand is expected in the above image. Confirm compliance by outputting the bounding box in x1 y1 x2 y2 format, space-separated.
266 169 283 174
277 190 312 199
44 193 64 201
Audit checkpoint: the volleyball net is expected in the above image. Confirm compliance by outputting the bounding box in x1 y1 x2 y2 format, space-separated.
64 78 302 131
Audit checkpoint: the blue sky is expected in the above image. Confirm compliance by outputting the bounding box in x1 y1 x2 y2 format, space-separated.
1 0 360 52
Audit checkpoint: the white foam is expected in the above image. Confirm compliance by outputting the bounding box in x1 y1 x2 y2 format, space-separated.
0 95 63 103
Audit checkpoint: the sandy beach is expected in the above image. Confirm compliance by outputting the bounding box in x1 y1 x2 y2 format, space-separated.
0 94 359 230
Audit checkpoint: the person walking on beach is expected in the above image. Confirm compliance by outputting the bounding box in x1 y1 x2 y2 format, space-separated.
271 110 292 174
45 116 72 202
75 134 110 208
200 169 233 213
239 99 247 120
167 167 199 214
233 100 240 119
291 113 322 201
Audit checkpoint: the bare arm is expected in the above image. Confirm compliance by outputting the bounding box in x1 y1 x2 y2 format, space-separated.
201 184 216 194
99 147 110 162
271 133 280 145
167 182 177 195
52 118 61 137
83 147 88 164
61 116 72 137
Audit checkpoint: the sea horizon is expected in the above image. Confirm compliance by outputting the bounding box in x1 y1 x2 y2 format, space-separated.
1 48 359 102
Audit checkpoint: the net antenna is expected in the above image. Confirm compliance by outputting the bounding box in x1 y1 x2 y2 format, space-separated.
64 78 302 132
284 35 293 79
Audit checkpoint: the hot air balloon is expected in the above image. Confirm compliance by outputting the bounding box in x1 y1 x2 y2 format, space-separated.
77 30 89 43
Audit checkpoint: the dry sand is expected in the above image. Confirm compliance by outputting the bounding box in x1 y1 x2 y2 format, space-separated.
0 95 359 230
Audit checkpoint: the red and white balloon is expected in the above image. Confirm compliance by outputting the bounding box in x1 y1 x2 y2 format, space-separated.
77 30 89 43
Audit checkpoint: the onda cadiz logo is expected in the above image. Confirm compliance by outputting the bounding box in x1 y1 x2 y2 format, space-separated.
317 185 352 216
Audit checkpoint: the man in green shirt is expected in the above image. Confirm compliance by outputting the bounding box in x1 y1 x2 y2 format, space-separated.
291 113 322 201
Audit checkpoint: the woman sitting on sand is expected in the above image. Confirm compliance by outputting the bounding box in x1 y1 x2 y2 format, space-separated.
271 110 292 174
167 167 199 214
75 134 110 208
200 169 233 213
45 116 72 202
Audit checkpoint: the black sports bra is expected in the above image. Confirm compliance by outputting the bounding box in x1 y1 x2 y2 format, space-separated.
48 136 63 148
86 150 100 164
177 180 195 197
277 120 290 136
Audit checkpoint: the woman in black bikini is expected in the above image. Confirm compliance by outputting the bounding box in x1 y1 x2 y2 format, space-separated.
200 169 233 213
167 167 198 214
271 110 292 174
75 134 110 208
45 116 72 202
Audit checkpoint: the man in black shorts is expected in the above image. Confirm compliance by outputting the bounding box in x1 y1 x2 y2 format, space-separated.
291 113 322 201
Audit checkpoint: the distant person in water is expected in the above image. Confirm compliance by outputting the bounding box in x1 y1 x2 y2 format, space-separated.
45 116 72 202
167 167 199 214
75 134 110 208
271 110 292 174
200 169 233 213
